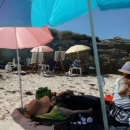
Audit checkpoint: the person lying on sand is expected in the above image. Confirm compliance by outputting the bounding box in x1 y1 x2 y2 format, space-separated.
24 93 101 118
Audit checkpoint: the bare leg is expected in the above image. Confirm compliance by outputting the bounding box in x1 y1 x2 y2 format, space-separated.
59 107 93 116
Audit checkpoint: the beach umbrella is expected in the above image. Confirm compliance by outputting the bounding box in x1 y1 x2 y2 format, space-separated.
31 1 130 130
65 45 91 61
0 0 130 27
1 0 129 129
0 0 32 27
31 0 130 27
30 45 54 65
0 26 53 108
30 46 53 53
31 0 98 27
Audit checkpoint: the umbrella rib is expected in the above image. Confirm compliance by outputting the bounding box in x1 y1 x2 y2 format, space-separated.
26 28 53 46
75 0 78 12
25 28 42 46
0 0 6 8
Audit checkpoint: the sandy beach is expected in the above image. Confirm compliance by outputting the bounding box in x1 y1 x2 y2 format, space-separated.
0 70 119 130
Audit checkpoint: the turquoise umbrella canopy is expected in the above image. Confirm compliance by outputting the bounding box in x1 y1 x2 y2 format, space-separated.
31 0 98 27
98 0 130 10
0 0 130 27
31 0 130 27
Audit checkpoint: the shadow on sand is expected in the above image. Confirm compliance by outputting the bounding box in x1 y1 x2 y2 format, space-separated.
11 109 54 130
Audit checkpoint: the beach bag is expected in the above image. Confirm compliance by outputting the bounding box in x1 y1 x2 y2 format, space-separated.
36 87 52 99
108 103 130 126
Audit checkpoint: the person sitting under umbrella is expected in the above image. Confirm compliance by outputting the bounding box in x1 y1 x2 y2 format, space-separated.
71 59 80 67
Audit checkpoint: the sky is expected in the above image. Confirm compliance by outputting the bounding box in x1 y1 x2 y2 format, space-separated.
51 7 130 39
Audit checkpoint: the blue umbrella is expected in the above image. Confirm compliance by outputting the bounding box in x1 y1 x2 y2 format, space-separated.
0 0 130 27
0 0 32 27
31 1 130 130
31 0 130 27
31 0 98 27
1 0 130 129
98 0 130 10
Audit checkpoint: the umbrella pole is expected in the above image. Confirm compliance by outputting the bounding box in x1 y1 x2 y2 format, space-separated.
87 0 109 130
15 28 23 108
36 48 39 66
77 51 79 61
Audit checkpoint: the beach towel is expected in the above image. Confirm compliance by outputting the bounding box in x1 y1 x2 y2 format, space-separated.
17 99 71 126
17 107 77 126
35 109 68 120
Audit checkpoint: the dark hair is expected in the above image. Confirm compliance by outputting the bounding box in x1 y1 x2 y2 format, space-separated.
119 74 130 97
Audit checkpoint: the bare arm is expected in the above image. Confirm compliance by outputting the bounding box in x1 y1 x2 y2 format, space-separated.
58 107 93 116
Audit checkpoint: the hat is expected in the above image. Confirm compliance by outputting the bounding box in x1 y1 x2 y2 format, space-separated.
118 61 130 74
26 96 50 116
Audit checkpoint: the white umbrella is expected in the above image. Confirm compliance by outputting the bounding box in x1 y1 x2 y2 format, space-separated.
65 45 91 61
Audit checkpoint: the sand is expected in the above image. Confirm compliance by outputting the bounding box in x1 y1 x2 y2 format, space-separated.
0 69 119 130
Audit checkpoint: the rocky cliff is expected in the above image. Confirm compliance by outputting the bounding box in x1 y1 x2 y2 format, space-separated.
97 37 130 74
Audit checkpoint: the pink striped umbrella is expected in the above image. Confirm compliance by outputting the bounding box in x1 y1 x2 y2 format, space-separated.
31 46 53 53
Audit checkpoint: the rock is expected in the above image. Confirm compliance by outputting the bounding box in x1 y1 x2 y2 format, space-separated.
25 91 33 96
97 37 130 74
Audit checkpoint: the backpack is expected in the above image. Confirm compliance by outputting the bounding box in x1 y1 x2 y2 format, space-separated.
36 87 52 99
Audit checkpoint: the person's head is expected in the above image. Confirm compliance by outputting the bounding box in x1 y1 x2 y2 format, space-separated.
24 96 50 118
118 61 130 97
